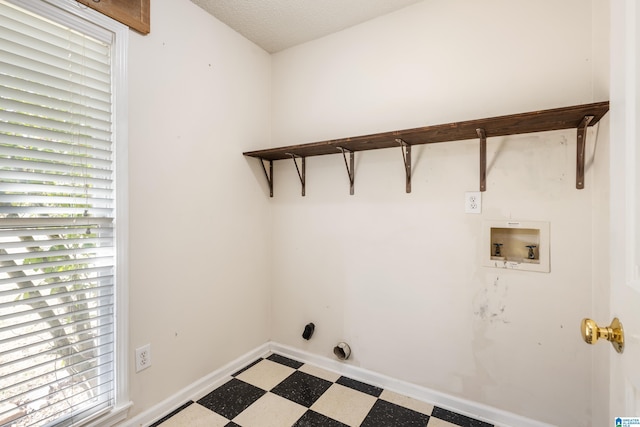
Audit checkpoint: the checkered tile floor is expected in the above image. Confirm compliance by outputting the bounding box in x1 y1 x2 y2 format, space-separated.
151 354 494 427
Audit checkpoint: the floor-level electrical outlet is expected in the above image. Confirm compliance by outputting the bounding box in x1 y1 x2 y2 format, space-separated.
465 191 482 214
135 344 151 372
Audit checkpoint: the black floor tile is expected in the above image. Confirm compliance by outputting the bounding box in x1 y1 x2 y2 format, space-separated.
271 370 333 407
231 358 263 377
431 407 493 427
267 353 304 369
336 376 383 397
225 423 241 427
197 378 265 419
292 410 349 427
360 399 429 427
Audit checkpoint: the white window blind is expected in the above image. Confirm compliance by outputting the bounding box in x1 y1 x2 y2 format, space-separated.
0 1 123 425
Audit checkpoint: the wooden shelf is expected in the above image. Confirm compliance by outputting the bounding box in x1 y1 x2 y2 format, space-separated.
243 101 609 196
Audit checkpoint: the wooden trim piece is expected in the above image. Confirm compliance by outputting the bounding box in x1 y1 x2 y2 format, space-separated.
76 0 150 34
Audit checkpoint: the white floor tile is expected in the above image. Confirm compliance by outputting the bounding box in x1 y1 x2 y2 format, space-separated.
310 383 377 427
158 403 228 427
235 359 296 390
232 393 307 427
426 417 460 427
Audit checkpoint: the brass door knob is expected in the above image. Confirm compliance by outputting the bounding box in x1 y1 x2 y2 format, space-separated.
581 317 624 353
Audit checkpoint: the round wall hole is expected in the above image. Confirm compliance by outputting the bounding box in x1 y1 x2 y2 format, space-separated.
333 342 351 360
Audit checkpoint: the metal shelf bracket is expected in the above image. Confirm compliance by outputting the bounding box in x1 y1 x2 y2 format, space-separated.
576 115 594 189
286 153 306 196
337 147 355 195
396 138 412 193
477 128 487 192
259 158 274 197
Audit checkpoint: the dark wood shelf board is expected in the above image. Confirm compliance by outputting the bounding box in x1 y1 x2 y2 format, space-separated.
243 102 609 161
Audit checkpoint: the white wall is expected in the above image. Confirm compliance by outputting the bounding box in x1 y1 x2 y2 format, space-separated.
270 1 609 425
126 0 272 418
118 0 611 424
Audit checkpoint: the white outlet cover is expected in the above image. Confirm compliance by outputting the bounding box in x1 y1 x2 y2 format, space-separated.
135 344 151 373
465 191 482 214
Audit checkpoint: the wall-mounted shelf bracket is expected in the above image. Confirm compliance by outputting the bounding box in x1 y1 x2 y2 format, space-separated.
287 153 306 196
396 138 412 193
576 115 594 189
477 128 487 192
259 158 274 197
337 147 355 195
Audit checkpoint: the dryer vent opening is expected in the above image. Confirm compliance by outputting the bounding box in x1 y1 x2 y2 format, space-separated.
333 342 351 360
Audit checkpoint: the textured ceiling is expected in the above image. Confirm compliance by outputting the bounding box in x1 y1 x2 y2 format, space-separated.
190 0 423 53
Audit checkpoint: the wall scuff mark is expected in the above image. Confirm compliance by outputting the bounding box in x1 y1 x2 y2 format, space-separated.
473 276 510 324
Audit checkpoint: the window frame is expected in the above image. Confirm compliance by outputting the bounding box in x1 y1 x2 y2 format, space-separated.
1 0 131 424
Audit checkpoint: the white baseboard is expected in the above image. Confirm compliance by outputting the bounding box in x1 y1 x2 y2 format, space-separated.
119 341 554 427
120 343 270 427
268 342 554 427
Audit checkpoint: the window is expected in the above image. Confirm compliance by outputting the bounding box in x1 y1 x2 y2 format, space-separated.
0 1 129 426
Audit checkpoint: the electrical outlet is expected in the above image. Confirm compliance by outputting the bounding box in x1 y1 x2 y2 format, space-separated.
135 344 151 372
465 191 482 214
